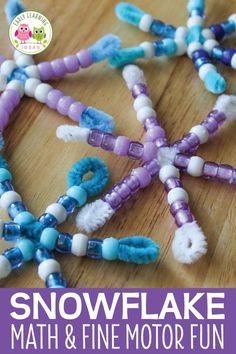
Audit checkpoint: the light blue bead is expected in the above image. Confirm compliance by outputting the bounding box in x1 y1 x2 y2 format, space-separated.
66 186 87 206
187 25 204 45
204 70 226 94
14 211 35 225
40 228 59 250
17 239 34 262
102 237 119 261
163 39 177 56
0 168 12 182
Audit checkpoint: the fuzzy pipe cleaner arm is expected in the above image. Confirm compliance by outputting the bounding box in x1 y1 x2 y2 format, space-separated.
5 0 25 24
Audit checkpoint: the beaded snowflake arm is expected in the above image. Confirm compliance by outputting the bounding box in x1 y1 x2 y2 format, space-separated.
109 1 236 94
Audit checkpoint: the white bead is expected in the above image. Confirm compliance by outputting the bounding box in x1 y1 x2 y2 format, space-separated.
38 259 61 281
0 255 11 279
16 54 34 67
198 63 215 81
159 165 180 183
187 42 202 58
0 60 17 76
187 156 205 177
0 220 4 237
204 39 219 53
140 42 155 58
25 65 40 79
139 14 154 32
0 191 22 210
190 125 209 144
187 16 204 28
228 14 236 26
24 78 41 97
231 54 236 69
167 187 189 205
133 94 153 112
34 83 52 103
201 28 215 40
137 106 156 123
0 74 7 91
175 26 188 40
46 203 67 224
71 233 88 256
175 39 187 56
13 50 23 60
6 80 24 97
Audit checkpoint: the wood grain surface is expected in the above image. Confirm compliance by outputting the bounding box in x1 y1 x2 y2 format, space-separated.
0 0 236 288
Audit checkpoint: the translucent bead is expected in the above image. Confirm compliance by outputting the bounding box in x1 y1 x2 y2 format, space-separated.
87 239 103 260
88 129 104 147
128 142 144 160
57 195 77 214
3 247 23 269
34 247 53 265
46 272 67 288
101 133 116 151
3 222 22 241
8 201 28 219
56 233 72 253
38 213 57 228
0 180 14 197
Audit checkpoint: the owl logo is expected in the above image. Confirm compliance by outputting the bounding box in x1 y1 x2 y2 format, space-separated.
32 26 46 44
14 23 32 44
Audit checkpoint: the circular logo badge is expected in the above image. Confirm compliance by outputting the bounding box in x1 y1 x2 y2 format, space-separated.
9 11 52 55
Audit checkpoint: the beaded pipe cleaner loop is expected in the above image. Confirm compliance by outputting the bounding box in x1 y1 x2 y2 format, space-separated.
109 0 236 95
58 65 236 264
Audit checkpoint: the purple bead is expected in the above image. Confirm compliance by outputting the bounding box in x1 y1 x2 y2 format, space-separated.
101 133 116 151
221 48 236 66
132 167 151 188
142 160 160 177
210 24 225 40
212 111 226 125
174 154 191 169
123 175 140 193
143 142 157 161
68 102 87 122
132 83 149 98
230 170 236 185
113 183 131 201
170 201 189 216
64 55 80 73
128 141 144 160
184 133 200 149
203 162 219 178
77 49 93 68
103 191 122 210
1 90 20 112
114 136 130 156
46 89 64 109
144 117 160 130
38 61 54 80
164 177 183 192
174 138 190 153
88 129 104 147
217 164 233 181
0 107 9 131
192 49 209 63
145 126 165 142
202 117 218 134
51 58 67 77
175 210 194 227
57 96 75 115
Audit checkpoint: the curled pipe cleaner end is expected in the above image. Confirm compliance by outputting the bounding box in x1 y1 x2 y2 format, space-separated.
109 46 145 68
115 2 144 26
56 125 90 143
187 0 205 16
122 64 146 90
5 0 25 24
204 70 226 94
88 34 122 63
80 107 115 133
76 200 115 233
172 221 207 264
214 95 236 120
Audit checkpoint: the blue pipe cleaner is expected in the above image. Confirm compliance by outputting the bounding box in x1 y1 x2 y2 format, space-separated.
109 46 145 68
88 34 121 63
5 0 25 23
80 107 115 133
116 2 144 26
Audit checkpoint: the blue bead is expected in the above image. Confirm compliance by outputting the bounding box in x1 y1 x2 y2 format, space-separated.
34 247 53 265
0 168 12 182
3 247 24 269
210 24 225 41
57 195 77 214
87 239 103 260
38 213 57 228
221 20 236 35
0 180 14 197
17 239 35 262
56 233 72 253
8 201 28 219
66 186 87 206
40 228 59 250
150 20 175 38
194 57 211 70
3 222 22 241
192 49 209 63
212 46 224 60
14 211 35 225
46 272 67 288
0 133 4 150
153 41 165 56
163 39 177 56
8 67 28 84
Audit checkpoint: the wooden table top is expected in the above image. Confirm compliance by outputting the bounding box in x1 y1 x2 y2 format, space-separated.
0 0 236 288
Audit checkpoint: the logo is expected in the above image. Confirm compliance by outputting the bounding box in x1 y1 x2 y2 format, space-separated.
9 11 52 55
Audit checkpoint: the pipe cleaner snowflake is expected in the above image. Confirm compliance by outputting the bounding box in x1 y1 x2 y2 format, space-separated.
58 64 236 264
0 0 159 287
108 0 236 95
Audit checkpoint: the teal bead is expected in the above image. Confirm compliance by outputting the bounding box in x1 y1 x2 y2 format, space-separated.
14 211 35 225
204 70 226 94
40 227 59 250
66 186 87 207
163 39 177 56
17 239 34 261
0 168 12 182
102 237 119 261
186 26 204 45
